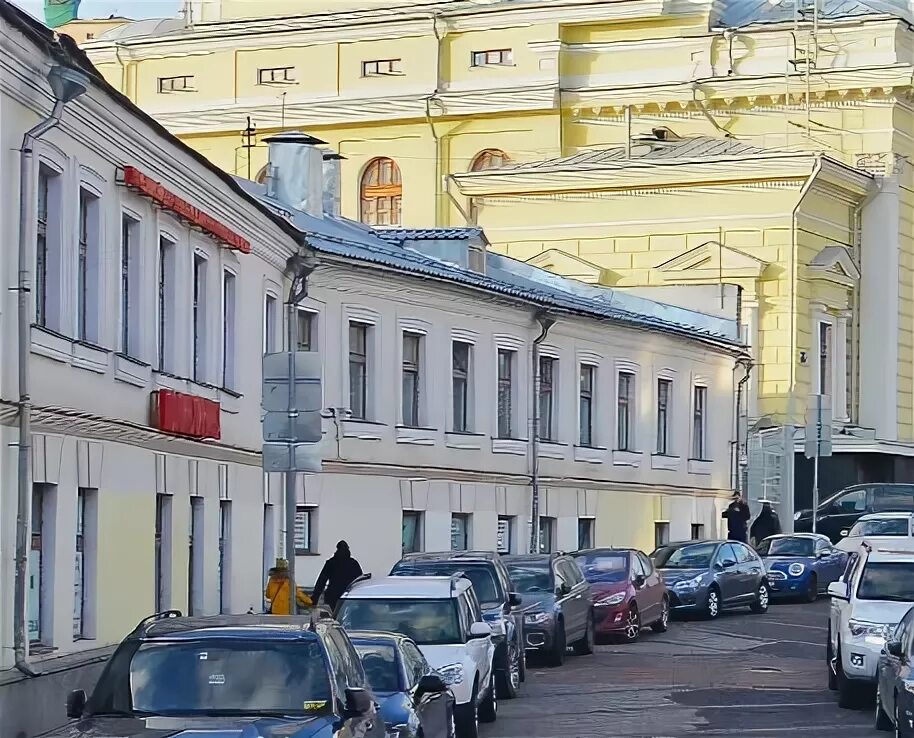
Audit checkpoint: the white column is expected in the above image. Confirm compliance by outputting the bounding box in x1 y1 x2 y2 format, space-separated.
834 311 850 423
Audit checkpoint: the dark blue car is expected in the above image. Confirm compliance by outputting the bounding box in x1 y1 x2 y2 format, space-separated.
37 610 386 738
351 631 456 737
756 533 848 602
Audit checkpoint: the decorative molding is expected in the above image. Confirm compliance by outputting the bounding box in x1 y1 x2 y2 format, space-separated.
396 426 437 446
805 245 861 289
613 449 642 468
651 454 682 472
525 249 612 285
574 445 608 464
344 304 381 325
493 333 525 351
341 419 385 441
451 327 479 344
492 438 527 456
537 442 567 460
688 459 714 476
445 432 484 450
399 317 432 335
655 241 768 283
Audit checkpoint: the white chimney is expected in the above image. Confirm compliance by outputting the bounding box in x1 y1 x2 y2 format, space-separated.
263 131 326 219
322 152 344 218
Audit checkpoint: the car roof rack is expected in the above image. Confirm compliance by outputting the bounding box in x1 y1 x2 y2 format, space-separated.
134 609 182 632
345 573 372 593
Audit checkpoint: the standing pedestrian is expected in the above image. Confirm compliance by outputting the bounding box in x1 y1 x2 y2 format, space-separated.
750 499 782 546
312 540 363 611
264 558 312 615
722 492 751 543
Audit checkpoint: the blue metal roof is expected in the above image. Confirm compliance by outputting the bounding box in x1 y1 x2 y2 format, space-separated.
711 0 910 28
375 227 486 242
233 178 743 350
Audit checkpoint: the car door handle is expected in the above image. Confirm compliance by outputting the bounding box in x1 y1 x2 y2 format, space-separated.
575 594 582 599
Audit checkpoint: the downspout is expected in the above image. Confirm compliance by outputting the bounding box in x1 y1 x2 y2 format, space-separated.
14 99 69 678
529 312 556 554
848 184 878 423
425 14 445 224
733 357 753 495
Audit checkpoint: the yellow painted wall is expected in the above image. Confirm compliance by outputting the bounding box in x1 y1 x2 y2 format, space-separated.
236 44 339 99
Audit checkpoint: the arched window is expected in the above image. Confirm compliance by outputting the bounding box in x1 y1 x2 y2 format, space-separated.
470 149 511 172
360 157 402 226
255 166 268 184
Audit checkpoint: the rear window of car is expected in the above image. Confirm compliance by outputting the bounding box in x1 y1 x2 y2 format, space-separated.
352 642 400 693
653 542 717 569
757 537 815 557
505 561 552 593
391 562 501 604
573 552 629 583
337 598 462 645
849 518 912 537
856 562 914 602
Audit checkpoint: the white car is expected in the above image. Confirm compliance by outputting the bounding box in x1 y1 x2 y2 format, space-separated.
835 511 914 552
827 541 914 709
336 575 497 738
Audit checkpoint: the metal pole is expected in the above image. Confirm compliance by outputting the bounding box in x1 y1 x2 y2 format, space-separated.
812 393 821 534
285 300 298 614
529 314 555 554
624 106 632 158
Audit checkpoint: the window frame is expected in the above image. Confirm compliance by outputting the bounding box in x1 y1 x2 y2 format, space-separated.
616 369 637 451
539 516 556 554
348 321 370 420
401 331 422 428
297 308 316 352
472 48 514 67
294 505 316 555
537 355 557 442
497 348 516 439
656 377 673 455
76 187 101 343
497 516 514 554
362 58 403 76
452 340 472 433
359 157 402 226
158 75 195 93
818 319 834 396
691 384 709 460
157 236 177 372
470 149 511 172
577 517 594 550
402 510 424 555
119 213 141 358
222 269 237 390
264 292 278 355
579 363 596 447
192 251 208 383
451 513 470 551
654 521 670 549
258 66 296 85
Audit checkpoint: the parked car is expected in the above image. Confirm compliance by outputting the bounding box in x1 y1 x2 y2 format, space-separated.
795 483 914 543
573 547 669 643
836 512 914 553
757 533 848 602
652 540 771 619
390 551 524 699
827 541 914 709
350 630 456 738
502 553 594 665
336 575 497 738
875 604 914 736
38 610 386 738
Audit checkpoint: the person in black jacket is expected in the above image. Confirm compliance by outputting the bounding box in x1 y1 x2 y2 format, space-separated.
312 540 363 611
750 500 782 546
722 492 751 543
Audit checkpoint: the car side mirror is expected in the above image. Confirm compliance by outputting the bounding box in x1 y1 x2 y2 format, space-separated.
817 551 829 560
344 687 372 716
887 640 905 659
509 592 522 608
827 581 849 601
469 621 492 639
417 674 447 694
634 574 646 588
721 560 736 569
67 689 87 719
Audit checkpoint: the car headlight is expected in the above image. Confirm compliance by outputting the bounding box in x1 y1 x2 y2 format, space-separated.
848 619 893 640
794 511 803 521
788 563 805 577
595 592 626 607
524 611 553 625
438 663 465 686
673 576 703 590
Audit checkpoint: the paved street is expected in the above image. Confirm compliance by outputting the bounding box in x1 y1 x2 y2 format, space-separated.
485 600 880 737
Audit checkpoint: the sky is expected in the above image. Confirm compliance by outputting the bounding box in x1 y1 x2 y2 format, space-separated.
12 0 182 20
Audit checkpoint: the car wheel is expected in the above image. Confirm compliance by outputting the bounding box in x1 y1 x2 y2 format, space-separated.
455 682 479 738
496 641 520 699
826 628 837 691
478 671 497 723
546 620 566 667
875 684 893 731
836 645 865 709
622 605 641 643
652 597 670 633
805 574 818 603
704 586 721 620
750 582 770 614
573 611 595 655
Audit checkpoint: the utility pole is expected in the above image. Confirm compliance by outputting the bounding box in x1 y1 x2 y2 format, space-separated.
805 393 832 533
241 117 257 181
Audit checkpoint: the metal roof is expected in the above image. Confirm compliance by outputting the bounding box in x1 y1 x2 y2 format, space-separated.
711 0 911 28
375 228 486 242
344 576 471 599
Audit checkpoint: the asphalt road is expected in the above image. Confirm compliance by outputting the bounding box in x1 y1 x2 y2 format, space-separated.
483 598 882 738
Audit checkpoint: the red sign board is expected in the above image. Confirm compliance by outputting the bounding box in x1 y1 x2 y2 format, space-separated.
150 389 221 441
122 166 251 254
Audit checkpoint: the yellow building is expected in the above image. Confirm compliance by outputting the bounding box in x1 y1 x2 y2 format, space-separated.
81 0 914 508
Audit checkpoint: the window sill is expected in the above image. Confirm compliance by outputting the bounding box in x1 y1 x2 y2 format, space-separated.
688 458 714 475
651 454 682 472
445 431 484 450
537 441 567 460
114 353 152 388
492 437 527 456
612 449 642 468
341 419 385 441
396 426 437 446
30 324 72 363
220 389 242 415
153 372 220 402
574 445 608 464
71 341 110 374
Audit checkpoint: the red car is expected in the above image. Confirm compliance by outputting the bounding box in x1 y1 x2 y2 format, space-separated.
573 548 670 643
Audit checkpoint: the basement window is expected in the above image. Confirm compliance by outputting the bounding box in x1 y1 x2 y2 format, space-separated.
362 59 402 76
472 49 513 67
158 75 195 93
258 66 296 85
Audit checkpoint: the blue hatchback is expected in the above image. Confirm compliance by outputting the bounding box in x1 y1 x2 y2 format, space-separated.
757 533 848 602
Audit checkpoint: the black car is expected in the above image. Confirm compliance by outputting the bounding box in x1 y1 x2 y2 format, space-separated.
36 610 393 738
876 604 914 736
503 553 594 666
794 483 914 543
390 551 525 699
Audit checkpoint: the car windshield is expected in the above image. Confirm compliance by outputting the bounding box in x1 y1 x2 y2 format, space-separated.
849 519 911 537
757 538 815 557
393 563 500 604
653 542 717 569
353 642 400 693
337 599 461 645
128 639 331 715
857 562 914 601
573 552 629 583
505 562 552 593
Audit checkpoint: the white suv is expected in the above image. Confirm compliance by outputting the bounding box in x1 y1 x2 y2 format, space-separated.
828 542 914 708
835 511 914 552
336 575 497 738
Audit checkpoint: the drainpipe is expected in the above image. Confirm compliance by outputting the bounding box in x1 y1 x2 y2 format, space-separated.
733 357 753 495
14 64 90 677
425 14 445 224
529 312 556 554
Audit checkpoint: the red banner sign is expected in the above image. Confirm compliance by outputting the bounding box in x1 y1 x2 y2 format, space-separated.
150 389 221 441
122 166 251 254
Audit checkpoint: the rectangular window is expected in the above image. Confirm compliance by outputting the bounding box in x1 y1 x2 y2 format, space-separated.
402 332 422 427
452 341 472 433
297 310 315 352
451 514 470 551
578 518 595 550
819 321 833 396
692 386 708 459
264 294 277 354
497 348 515 439
120 215 139 356
188 496 203 616
154 494 172 613
77 189 100 342
691 523 705 540
74 488 97 640
262 503 275 583
656 378 672 455
579 364 595 447
158 75 195 93
362 58 402 76
218 500 231 614
258 66 296 84
617 371 635 451
497 516 514 554
349 322 369 419
472 48 513 66
193 254 207 383
74 490 86 638
222 270 236 389
35 170 51 327
538 356 556 441
402 510 423 554
29 485 46 643
654 521 671 549
35 166 62 330
539 516 556 554
157 237 175 372
295 505 315 554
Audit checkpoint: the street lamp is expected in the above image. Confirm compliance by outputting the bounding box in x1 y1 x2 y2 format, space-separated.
14 63 90 676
